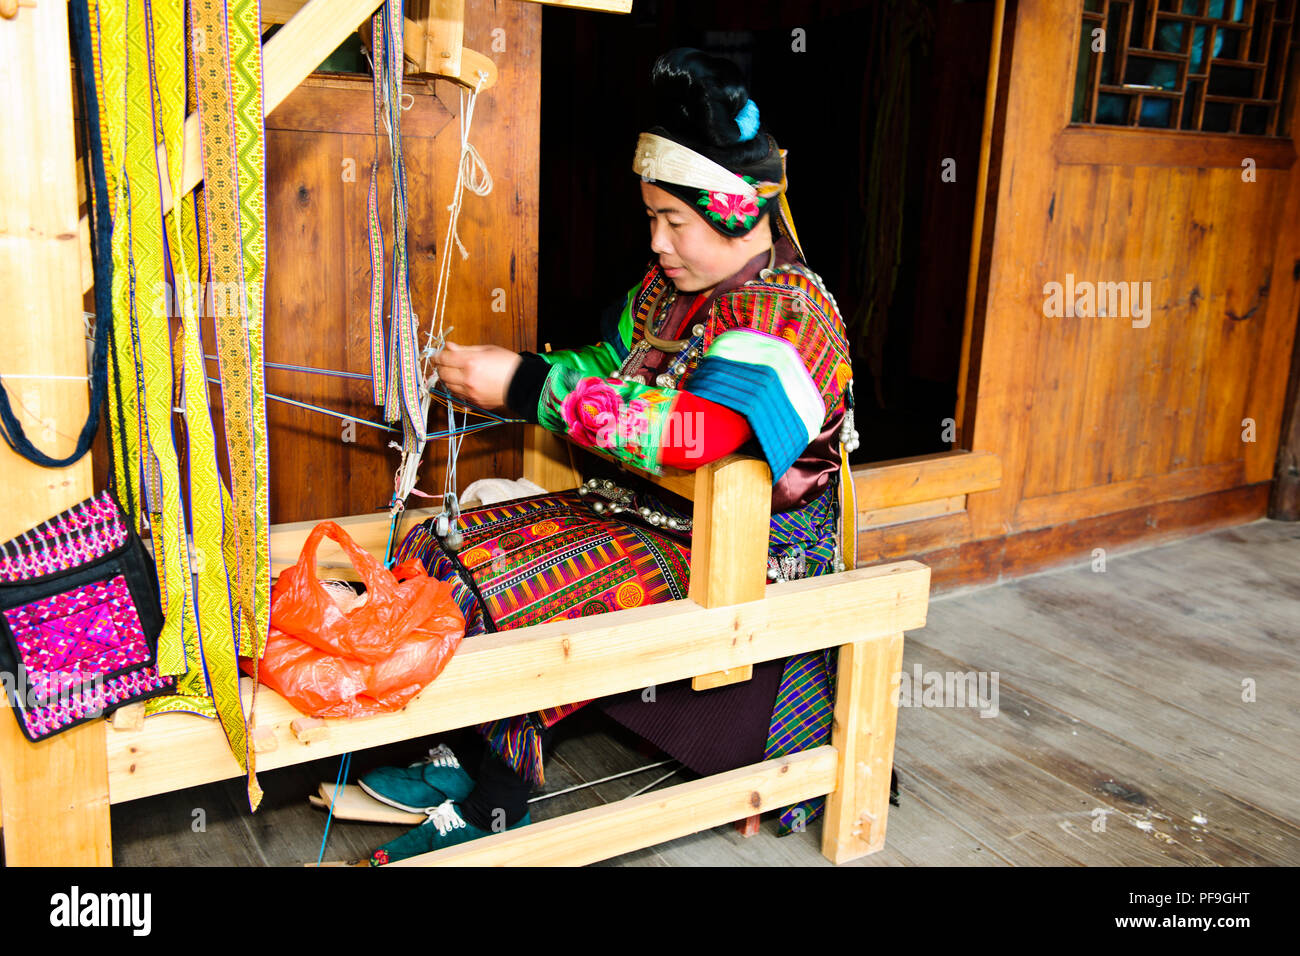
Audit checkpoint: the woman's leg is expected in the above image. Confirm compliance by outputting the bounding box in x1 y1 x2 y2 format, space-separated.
459 725 555 829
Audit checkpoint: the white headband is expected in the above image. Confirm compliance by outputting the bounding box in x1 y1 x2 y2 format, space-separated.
632 132 757 198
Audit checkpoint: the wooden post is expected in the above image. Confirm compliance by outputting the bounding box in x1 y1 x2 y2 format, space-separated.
0 0 113 866
416 0 464 80
687 456 769 689
521 425 581 492
821 633 905 863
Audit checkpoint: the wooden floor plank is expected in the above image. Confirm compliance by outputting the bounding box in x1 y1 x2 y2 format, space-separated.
893 708 1213 866
1066 535 1300 652
946 577 1299 757
1115 543 1300 655
902 640 1300 865
921 599 1300 826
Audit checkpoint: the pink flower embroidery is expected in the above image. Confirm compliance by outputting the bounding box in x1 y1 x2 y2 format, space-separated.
704 191 761 228
561 378 624 448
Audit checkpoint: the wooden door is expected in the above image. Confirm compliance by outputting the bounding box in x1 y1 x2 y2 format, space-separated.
857 0 1300 588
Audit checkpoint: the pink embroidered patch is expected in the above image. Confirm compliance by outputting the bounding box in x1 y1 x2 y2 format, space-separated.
4 575 151 704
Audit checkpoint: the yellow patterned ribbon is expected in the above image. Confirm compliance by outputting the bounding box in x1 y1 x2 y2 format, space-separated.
122 0 197 676
192 0 271 666
149 1 245 740
189 0 268 804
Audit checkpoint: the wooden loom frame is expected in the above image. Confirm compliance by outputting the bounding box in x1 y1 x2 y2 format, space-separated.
0 0 930 867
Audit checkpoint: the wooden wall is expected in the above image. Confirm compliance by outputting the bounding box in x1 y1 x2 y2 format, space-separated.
859 0 1300 589
243 0 540 524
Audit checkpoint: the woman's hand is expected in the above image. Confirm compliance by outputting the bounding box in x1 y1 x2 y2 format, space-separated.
434 340 523 410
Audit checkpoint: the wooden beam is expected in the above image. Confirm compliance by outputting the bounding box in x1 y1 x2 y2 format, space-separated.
690 666 753 691
391 747 838 866
0 0 112 867
687 455 769 607
859 494 966 529
268 505 439 578
1014 460 1244 531
420 0 464 81
1055 126 1297 169
104 560 930 804
852 450 1001 510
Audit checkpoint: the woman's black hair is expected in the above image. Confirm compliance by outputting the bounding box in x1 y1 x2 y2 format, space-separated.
649 47 770 166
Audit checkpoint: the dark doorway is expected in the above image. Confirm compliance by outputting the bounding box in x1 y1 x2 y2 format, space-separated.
538 0 997 464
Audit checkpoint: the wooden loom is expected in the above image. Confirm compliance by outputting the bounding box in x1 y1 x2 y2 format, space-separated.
0 0 930 866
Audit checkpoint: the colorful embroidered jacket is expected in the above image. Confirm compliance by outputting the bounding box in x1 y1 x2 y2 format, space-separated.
508 246 853 512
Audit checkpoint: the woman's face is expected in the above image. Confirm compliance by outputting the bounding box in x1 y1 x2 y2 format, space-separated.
641 181 771 294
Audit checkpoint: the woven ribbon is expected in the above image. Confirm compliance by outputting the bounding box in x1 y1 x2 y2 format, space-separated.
88 0 263 806
372 4 426 473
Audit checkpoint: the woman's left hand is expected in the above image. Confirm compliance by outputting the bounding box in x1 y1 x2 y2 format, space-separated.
434 340 522 410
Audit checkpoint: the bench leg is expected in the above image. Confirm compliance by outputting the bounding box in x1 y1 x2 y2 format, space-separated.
0 712 112 865
821 633 904 864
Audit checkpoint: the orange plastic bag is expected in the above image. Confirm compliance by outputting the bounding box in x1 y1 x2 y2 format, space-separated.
244 521 465 719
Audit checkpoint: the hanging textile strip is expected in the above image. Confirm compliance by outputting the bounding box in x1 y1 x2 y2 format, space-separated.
185 9 247 671
145 0 240 728
374 6 425 461
88 0 147 542
366 55 387 407
192 0 271 662
190 0 264 797
230 0 271 660
152 1 210 707
103 0 197 679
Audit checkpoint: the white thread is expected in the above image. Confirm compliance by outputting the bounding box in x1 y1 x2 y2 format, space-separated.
393 72 494 512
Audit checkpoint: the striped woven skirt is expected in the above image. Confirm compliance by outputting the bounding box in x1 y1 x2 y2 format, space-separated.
394 474 843 833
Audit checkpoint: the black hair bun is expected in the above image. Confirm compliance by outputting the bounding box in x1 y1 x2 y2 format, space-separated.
649 47 768 164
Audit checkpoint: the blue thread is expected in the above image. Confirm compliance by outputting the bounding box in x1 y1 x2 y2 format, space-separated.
735 99 760 141
203 379 524 432
317 751 353 865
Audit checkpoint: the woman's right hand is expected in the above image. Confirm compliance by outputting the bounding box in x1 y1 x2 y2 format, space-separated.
434 340 523 410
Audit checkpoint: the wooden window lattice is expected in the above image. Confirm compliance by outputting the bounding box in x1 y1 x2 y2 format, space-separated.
1073 0 1298 136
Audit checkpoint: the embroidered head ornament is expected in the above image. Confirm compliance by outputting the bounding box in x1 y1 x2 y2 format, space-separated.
631 100 803 258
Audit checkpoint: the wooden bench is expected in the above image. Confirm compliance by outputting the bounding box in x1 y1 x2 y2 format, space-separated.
0 427 928 866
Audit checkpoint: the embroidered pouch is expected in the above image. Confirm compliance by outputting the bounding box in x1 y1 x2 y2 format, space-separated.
0 491 173 742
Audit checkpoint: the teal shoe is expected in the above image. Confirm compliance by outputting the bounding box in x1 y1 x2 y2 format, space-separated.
358 744 475 813
368 801 531 865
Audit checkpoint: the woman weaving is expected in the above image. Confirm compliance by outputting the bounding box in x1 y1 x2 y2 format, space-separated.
364 48 858 864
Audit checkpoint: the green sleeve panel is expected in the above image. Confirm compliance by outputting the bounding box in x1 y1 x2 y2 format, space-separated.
536 281 640 380
537 340 621 379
